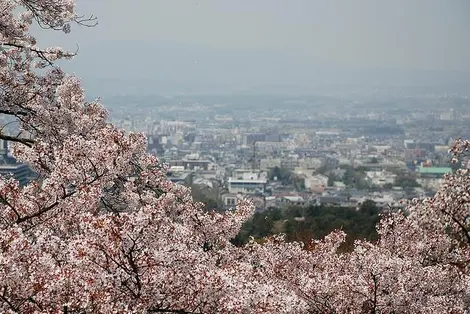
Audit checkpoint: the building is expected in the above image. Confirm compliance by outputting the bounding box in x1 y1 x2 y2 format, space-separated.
417 166 452 178
405 142 435 152
265 133 281 142
281 158 299 170
228 170 267 194
297 157 324 170
304 174 328 192
365 170 396 187
277 196 306 207
260 158 281 171
169 157 212 171
243 133 266 145
0 140 34 186
0 163 33 186
228 177 267 195
404 148 427 161
167 172 192 186
222 193 239 207
147 135 164 155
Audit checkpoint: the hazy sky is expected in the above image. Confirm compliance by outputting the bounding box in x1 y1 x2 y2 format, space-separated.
36 0 470 95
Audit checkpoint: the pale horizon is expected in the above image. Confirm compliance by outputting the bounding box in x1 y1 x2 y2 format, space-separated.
35 0 470 95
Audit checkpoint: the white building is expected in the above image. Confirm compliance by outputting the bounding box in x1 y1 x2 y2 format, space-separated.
304 174 328 191
228 170 267 194
222 193 240 207
278 196 306 207
365 170 396 187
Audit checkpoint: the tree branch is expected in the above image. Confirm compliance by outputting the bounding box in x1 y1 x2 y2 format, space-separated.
0 133 34 147
148 309 200 314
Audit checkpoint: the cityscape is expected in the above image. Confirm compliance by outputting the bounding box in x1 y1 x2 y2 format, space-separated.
3 91 467 211
4 1 470 312
90 92 470 212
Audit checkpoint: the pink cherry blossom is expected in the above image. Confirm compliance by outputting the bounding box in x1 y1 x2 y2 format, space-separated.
2 0 470 313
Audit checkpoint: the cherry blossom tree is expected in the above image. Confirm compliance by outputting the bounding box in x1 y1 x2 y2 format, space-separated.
247 141 470 313
0 1 301 313
2 0 470 313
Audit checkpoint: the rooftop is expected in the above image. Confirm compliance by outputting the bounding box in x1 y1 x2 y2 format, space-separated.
417 166 452 174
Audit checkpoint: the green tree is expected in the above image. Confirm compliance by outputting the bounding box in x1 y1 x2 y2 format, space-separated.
189 185 222 211
269 166 292 185
233 203 381 252
327 173 337 187
359 200 380 216
343 166 367 189
395 175 420 188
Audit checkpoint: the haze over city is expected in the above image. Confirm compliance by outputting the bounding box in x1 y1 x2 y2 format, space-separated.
35 0 470 96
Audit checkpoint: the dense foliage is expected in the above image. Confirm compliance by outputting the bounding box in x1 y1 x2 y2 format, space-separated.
0 1 269 312
233 201 380 251
2 1 470 313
